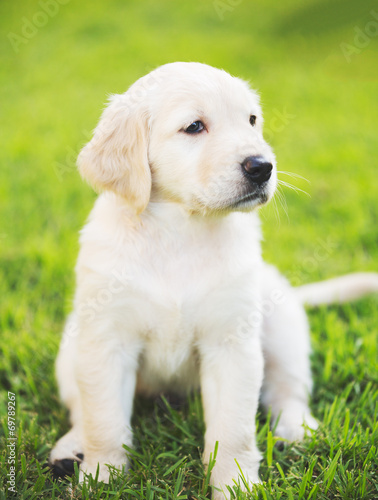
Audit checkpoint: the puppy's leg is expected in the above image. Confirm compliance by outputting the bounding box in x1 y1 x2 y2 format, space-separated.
50 313 84 475
75 319 140 483
260 266 318 441
200 335 263 500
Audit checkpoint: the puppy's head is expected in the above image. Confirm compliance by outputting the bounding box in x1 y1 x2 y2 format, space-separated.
78 62 276 215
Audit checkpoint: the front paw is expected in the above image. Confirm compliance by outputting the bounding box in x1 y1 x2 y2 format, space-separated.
209 454 260 500
212 474 260 500
79 453 129 484
274 409 318 442
49 429 84 478
79 461 111 483
49 454 84 479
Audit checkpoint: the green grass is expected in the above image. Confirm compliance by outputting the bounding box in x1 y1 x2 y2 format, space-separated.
0 0 377 498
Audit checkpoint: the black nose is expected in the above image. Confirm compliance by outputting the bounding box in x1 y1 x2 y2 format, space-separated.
241 156 273 185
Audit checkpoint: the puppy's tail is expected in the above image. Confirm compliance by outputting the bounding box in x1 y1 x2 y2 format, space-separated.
295 272 378 306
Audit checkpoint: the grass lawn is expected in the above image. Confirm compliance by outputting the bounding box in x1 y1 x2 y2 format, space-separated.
0 0 377 498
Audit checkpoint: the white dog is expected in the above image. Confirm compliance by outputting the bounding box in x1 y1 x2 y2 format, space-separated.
50 62 378 499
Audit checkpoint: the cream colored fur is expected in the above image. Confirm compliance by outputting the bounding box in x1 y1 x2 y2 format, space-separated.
50 62 378 499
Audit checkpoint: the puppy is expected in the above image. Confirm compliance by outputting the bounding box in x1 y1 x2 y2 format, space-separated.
50 62 378 499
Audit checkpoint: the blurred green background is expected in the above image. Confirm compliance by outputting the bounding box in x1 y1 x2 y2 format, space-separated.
1 0 377 283
0 0 377 498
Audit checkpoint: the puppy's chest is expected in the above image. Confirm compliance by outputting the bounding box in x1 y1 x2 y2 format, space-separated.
133 222 243 301
128 245 212 385
101 211 262 381
132 237 222 326
130 227 259 331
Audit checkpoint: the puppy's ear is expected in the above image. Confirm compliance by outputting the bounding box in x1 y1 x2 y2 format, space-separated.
78 94 151 214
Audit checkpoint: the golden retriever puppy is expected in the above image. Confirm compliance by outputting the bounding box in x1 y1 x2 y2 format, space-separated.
50 62 378 499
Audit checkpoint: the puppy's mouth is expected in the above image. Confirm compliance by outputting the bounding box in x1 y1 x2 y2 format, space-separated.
228 189 269 210
194 180 274 215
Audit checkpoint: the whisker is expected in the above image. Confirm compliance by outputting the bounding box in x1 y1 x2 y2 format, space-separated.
276 187 288 213
277 170 310 184
274 194 282 225
275 187 289 221
277 180 310 197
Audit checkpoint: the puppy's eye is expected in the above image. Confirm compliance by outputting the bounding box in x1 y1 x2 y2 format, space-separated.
249 115 257 126
185 121 205 134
